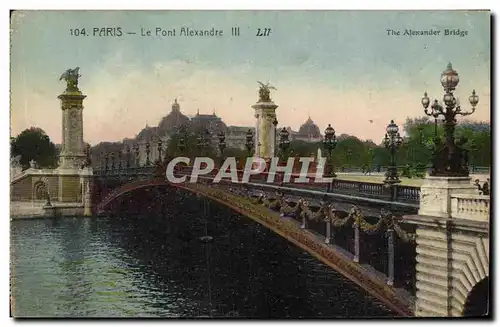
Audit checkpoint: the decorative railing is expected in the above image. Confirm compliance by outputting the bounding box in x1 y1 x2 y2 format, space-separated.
187 182 417 302
172 166 421 203
450 194 490 222
95 164 421 205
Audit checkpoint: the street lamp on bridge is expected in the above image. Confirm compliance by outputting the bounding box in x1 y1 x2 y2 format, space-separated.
110 152 115 171
273 118 278 155
421 63 478 176
383 120 403 184
145 141 151 167
323 124 337 178
133 144 140 168
278 127 290 163
125 146 131 169
217 131 226 167
197 129 210 156
101 152 107 174
245 129 254 156
157 139 163 164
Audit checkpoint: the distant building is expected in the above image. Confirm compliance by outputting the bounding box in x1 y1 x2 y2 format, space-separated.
190 109 227 135
157 98 191 134
226 126 255 150
284 117 323 143
94 100 323 168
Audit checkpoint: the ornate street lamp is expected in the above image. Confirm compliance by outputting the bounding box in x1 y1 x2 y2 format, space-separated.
468 139 477 173
178 134 186 154
157 139 163 163
197 129 210 156
217 131 226 167
346 149 353 169
145 141 151 167
278 127 290 162
125 146 131 169
383 120 403 184
245 129 254 156
273 118 278 155
322 124 337 177
110 152 115 171
421 63 478 176
133 144 140 167
117 150 122 170
367 148 374 175
103 152 108 174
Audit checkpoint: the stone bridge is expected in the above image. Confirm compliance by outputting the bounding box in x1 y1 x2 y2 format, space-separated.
90 165 489 317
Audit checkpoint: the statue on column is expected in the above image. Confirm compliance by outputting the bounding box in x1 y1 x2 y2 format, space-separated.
257 81 276 102
59 67 81 92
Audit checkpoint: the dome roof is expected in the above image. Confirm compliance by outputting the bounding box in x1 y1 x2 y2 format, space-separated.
191 111 227 134
298 117 321 138
136 126 159 141
157 99 190 134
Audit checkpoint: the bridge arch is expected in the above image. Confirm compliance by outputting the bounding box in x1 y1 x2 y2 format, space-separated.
96 179 413 316
450 236 489 316
462 277 489 317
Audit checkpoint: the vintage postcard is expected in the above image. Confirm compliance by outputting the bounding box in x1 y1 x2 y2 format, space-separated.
10 10 491 318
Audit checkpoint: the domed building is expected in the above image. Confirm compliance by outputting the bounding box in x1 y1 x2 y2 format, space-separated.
157 99 191 135
297 117 322 140
284 117 323 143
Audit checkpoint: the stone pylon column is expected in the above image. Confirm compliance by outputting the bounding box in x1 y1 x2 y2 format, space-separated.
58 90 87 169
252 85 278 159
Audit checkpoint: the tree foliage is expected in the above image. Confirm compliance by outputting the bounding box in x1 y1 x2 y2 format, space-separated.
11 127 59 169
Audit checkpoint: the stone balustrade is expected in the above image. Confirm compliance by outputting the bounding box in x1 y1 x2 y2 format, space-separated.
450 193 490 222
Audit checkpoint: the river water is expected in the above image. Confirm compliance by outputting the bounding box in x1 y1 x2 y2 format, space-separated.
10 190 396 318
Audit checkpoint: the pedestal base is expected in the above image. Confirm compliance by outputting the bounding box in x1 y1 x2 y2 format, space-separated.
59 155 87 170
418 175 478 218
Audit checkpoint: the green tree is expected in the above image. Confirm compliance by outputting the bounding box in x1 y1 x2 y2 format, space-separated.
11 127 58 169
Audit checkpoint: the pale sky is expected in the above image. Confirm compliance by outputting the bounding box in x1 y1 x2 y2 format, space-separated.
10 10 490 145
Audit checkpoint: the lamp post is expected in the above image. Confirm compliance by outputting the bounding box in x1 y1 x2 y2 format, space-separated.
468 139 477 173
322 124 337 178
157 139 163 164
217 131 226 168
125 146 131 170
145 141 151 167
278 127 290 163
197 129 210 156
117 150 122 171
367 148 374 175
421 63 478 176
178 134 186 155
383 120 403 185
110 152 115 171
273 118 278 156
346 149 353 170
133 144 140 168
103 153 108 175
245 129 254 157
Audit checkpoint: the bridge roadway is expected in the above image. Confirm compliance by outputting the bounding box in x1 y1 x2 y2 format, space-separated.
94 166 421 316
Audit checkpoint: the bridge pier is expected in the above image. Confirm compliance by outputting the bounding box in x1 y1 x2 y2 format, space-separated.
404 176 490 317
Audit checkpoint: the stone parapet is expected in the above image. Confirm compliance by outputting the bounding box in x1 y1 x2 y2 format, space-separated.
418 176 479 218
